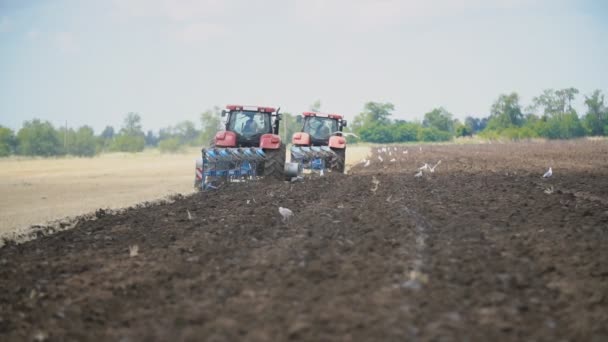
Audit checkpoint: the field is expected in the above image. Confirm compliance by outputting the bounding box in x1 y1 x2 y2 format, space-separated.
1 140 607 341
0 147 369 238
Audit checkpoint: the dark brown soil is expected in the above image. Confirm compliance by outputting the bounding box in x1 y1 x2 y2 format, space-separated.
1 140 607 341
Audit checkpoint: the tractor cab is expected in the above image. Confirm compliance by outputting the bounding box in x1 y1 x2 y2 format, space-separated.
217 105 281 147
296 112 347 146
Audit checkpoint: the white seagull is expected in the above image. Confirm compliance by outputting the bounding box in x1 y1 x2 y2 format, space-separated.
378 156 384 162
429 160 442 173
364 160 371 167
419 163 430 171
390 158 396 162
414 170 423 177
543 167 553 178
279 207 293 222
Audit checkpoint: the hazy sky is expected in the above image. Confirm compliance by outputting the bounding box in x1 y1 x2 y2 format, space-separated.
1 0 607 132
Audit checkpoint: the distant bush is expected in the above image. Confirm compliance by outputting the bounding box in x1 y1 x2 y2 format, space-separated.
0 126 16 157
17 119 63 156
159 138 184 153
110 134 145 153
416 127 452 142
67 126 98 157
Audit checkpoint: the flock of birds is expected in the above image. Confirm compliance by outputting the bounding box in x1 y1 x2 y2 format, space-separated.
359 146 444 178
278 146 554 222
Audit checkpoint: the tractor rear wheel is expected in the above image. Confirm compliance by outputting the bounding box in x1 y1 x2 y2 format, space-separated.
332 148 346 174
263 144 287 180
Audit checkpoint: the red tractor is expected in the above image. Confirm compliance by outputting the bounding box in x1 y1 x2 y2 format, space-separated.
195 105 287 189
290 112 348 173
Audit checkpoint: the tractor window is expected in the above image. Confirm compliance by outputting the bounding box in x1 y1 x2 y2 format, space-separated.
303 117 338 140
227 111 271 136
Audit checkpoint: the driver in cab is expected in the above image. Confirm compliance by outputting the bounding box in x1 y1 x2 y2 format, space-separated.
243 114 259 135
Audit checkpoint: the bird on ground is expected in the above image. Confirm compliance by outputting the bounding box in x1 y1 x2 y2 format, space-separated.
390 158 396 162
419 163 429 171
403 150 408 154
364 160 371 167
279 207 293 222
378 156 384 162
414 170 423 177
543 167 553 178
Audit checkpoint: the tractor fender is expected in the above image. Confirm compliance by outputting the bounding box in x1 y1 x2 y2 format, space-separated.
291 132 311 146
214 131 237 147
260 134 282 149
328 136 346 149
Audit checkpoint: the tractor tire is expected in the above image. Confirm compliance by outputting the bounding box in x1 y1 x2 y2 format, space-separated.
332 148 346 174
263 144 287 180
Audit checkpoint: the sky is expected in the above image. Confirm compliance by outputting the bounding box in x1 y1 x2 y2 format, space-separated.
0 0 607 133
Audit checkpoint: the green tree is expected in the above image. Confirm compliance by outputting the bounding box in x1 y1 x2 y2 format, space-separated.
121 112 144 136
111 113 145 152
487 92 524 130
200 107 222 146
455 124 472 137
101 126 115 139
174 120 200 146
0 126 17 157
68 126 97 157
530 88 579 118
17 119 63 156
423 107 454 133
362 102 394 125
582 90 607 136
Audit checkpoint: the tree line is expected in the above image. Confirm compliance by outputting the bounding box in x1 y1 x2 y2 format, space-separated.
1 88 606 157
0 109 222 157
348 88 607 143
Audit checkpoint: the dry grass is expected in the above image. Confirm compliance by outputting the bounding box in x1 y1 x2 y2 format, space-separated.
0 146 371 235
0 148 199 234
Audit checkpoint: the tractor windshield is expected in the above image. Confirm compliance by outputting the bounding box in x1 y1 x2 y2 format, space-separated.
303 116 338 140
227 111 271 137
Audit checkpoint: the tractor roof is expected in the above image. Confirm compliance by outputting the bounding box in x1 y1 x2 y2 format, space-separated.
302 111 344 120
226 105 276 113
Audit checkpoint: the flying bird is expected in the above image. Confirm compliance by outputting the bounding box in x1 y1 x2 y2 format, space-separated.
364 160 371 167
414 170 423 177
543 167 552 178
279 207 293 222
332 131 359 138
419 163 429 171
430 160 442 173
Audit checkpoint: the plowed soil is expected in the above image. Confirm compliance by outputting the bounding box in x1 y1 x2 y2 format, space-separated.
1 140 607 341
